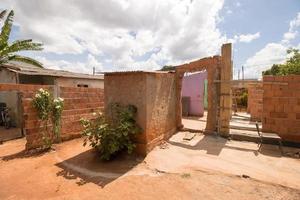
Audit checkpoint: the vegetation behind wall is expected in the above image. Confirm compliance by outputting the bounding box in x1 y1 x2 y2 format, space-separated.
263 48 300 76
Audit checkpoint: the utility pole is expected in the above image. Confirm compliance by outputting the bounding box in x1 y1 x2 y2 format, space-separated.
93 67 95 75
238 69 240 80
242 66 244 80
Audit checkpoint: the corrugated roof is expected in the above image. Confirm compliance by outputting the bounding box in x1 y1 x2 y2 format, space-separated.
104 70 175 76
1 63 104 80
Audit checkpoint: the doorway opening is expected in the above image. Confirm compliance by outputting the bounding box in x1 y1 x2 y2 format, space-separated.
0 91 23 142
181 70 208 132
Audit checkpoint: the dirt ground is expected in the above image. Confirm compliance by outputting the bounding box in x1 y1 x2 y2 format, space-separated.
1 133 300 200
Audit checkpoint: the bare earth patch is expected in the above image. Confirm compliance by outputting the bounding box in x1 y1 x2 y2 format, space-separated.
0 136 300 200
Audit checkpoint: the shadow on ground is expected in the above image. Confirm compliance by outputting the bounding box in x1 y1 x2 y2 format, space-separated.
169 133 286 158
1 148 50 161
55 149 143 187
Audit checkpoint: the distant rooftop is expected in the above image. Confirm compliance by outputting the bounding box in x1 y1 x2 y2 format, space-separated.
1 62 104 80
104 70 174 76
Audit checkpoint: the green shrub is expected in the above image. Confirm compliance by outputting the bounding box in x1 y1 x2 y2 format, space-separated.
263 48 300 76
237 91 248 107
80 103 141 160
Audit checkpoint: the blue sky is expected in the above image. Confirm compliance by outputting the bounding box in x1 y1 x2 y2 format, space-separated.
220 0 300 78
1 0 300 78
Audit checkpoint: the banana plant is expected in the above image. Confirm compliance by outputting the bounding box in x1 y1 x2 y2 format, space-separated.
0 10 44 68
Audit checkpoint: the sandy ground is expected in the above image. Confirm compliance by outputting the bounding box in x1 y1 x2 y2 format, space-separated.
0 133 300 200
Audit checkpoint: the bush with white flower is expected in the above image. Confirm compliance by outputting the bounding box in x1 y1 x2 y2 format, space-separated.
32 88 64 149
52 97 64 142
33 88 52 121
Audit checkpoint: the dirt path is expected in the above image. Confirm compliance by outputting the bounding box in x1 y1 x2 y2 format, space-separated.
0 137 300 200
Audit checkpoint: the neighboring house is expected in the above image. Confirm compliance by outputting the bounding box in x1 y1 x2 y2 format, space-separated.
0 63 104 135
0 63 104 88
182 71 207 116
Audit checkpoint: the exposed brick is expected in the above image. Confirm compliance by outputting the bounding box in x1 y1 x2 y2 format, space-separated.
263 76 274 82
248 83 263 121
262 75 300 142
0 83 104 149
270 112 288 118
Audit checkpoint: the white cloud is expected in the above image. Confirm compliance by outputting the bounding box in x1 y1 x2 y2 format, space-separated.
233 32 260 43
282 12 300 44
243 43 288 79
86 54 104 72
242 13 300 79
3 0 228 72
289 13 300 31
283 32 297 41
36 54 103 74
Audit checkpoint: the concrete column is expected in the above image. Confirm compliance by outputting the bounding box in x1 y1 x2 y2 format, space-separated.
205 63 220 134
219 43 232 137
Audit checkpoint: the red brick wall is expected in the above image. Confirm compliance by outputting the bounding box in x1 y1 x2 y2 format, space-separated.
0 83 104 149
59 87 104 142
247 83 263 121
262 75 300 142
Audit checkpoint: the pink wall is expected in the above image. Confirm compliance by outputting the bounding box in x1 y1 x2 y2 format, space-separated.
182 71 207 116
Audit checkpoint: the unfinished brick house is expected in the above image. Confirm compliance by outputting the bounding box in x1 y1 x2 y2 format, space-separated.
105 43 233 155
1 43 240 155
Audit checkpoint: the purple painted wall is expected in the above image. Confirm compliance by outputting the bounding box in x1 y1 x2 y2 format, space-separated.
182 71 207 116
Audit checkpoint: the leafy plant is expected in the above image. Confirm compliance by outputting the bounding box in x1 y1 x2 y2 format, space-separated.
236 90 248 107
32 88 64 149
81 103 141 160
32 89 53 149
0 10 43 67
263 48 300 76
33 89 52 120
52 97 64 142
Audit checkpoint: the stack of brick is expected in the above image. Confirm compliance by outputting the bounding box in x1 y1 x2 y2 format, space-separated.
262 75 300 142
247 83 263 121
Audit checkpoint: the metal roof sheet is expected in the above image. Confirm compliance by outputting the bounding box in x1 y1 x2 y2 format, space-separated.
1 63 104 80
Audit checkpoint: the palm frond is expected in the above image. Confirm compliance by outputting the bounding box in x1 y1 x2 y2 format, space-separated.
8 55 44 68
0 55 9 65
0 39 43 56
0 10 44 68
0 10 14 47
0 10 7 20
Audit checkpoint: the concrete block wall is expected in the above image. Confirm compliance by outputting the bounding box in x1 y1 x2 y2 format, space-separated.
0 83 104 149
262 75 300 142
104 71 177 156
247 83 263 121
